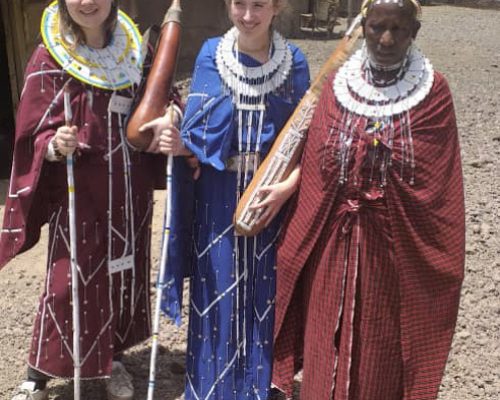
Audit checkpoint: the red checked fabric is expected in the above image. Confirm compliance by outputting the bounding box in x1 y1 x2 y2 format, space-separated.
272 71 465 400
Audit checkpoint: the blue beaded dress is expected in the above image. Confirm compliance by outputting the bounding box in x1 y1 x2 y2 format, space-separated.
161 28 309 399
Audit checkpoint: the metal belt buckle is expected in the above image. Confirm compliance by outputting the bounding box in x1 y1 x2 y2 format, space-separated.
225 153 258 172
225 155 239 172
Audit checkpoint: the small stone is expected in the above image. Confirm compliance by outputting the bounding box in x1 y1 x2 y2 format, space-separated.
457 330 471 339
465 245 476 255
480 223 492 235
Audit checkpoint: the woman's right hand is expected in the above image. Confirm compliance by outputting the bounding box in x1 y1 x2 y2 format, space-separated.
53 125 78 156
139 105 184 154
157 125 191 156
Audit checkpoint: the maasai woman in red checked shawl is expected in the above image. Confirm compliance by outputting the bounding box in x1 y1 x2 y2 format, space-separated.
272 1 465 399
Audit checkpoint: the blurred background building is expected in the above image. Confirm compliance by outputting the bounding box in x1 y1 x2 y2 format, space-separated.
0 0 359 177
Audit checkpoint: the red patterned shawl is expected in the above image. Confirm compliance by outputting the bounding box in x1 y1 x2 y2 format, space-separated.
273 71 465 399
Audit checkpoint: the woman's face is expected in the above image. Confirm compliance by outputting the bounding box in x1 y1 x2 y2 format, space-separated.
363 3 419 66
64 0 112 34
228 0 278 41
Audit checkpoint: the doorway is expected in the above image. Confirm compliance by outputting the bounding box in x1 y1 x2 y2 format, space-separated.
0 8 14 179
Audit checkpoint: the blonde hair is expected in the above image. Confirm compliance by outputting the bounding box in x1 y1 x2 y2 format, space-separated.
224 0 288 14
57 0 118 47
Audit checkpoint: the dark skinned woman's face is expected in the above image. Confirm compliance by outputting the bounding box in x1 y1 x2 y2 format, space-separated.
363 3 420 66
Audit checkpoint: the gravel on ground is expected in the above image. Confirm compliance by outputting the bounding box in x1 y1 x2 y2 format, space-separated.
0 4 498 399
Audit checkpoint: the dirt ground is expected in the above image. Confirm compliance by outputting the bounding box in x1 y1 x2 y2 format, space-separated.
0 4 499 400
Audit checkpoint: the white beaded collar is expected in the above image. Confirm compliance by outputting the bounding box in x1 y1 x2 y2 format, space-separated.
215 27 293 99
41 1 142 91
334 47 434 118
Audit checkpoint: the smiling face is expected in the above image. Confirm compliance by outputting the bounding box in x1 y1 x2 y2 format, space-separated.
64 0 113 41
228 0 279 42
363 1 420 67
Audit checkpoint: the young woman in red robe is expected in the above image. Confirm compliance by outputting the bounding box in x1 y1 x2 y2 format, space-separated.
272 1 465 399
0 1 179 399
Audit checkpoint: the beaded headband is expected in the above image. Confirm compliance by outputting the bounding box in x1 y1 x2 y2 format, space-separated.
361 0 422 20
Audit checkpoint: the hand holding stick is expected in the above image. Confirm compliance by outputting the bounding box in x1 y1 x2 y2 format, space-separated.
147 103 176 400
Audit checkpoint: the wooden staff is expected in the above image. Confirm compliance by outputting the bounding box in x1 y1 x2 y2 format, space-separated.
234 16 363 236
148 104 175 400
64 84 81 400
126 1 183 396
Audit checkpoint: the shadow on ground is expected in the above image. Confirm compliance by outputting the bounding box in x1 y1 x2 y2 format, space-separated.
48 346 186 400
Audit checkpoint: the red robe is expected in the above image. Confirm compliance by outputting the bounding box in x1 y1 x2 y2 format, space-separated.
272 71 465 399
0 45 166 378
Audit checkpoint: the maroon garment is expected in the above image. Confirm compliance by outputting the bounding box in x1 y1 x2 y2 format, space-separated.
272 71 465 399
0 45 167 378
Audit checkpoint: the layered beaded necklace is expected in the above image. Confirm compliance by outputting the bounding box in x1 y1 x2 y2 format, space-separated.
329 44 434 186
216 27 293 103
215 27 294 357
215 26 294 185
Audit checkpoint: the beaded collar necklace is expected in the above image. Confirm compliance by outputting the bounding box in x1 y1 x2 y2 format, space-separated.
328 44 435 186
334 45 434 118
41 1 142 91
215 27 293 100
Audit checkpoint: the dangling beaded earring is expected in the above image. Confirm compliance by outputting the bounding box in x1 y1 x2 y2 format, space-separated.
361 39 368 59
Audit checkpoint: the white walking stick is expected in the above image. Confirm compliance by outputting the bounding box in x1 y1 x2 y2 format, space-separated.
147 104 175 400
64 86 81 400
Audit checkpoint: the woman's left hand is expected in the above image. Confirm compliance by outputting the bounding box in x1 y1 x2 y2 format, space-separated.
250 166 301 228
